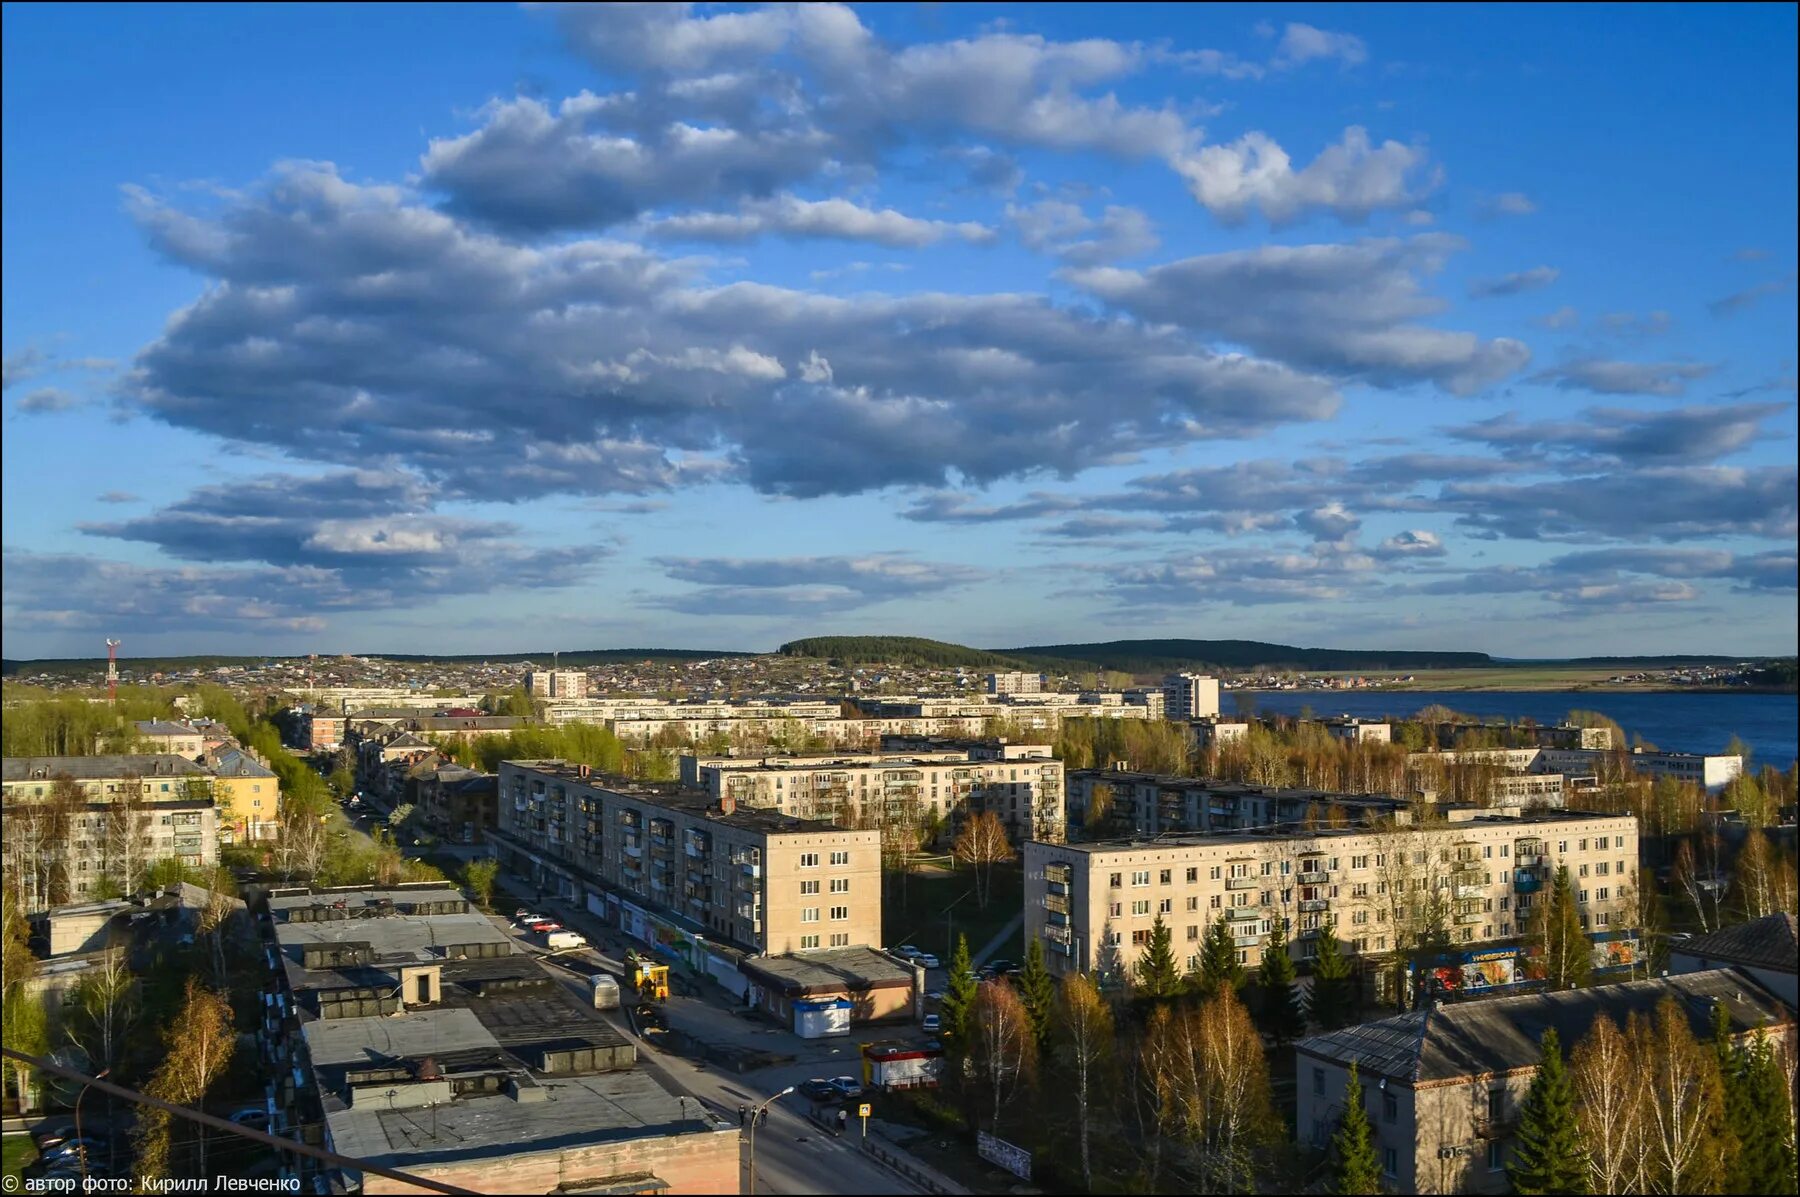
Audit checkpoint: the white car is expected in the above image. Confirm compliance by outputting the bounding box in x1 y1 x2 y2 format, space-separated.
914 953 940 969
894 944 923 961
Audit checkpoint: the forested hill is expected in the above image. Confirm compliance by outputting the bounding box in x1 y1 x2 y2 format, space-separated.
996 639 1493 672
777 637 1033 668
776 636 1493 672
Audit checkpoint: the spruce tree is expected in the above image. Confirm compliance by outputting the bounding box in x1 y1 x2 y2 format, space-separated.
1308 921 1356 1031
1257 917 1305 1043
1508 1028 1589 1195
940 933 978 1046
1721 1016 1797 1194
1197 912 1245 994
1134 913 1183 998
1330 1062 1383 1195
1017 936 1056 1049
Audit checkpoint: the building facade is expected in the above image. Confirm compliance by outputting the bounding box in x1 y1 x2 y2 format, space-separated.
1293 970 1794 1195
986 671 1045 696
1023 807 1640 984
1066 767 1415 838
681 743 1065 843
496 760 882 956
525 669 588 700
206 746 281 842
1162 673 1221 721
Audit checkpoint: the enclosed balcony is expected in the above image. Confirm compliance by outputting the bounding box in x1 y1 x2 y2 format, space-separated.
1514 870 1543 893
1226 877 1258 891
1298 898 1330 913
1044 893 1070 915
1296 870 1330 887
1227 907 1260 921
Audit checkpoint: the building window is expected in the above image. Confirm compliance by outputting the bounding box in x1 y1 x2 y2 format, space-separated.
801 934 820 949
1488 1141 1505 1172
1131 929 1150 945
801 880 820 895
1313 1068 1325 1096
1187 925 1200 940
1383 1148 1398 1178
1209 894 1222 909
1187 896 1199 911
1210 866 1222 880
802 908 819 923
830 878 850 893
1132 900 1150 916
830 933 850 947
1131 870 1150 886
1186 867 1198 883
1159 898 1172 914
1110 872 1122 888
829 906 849 921
800 852 820 868
1109 902 1122 917
830 850 850 865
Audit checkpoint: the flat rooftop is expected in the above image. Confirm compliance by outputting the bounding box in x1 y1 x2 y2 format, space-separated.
1042 808 1631 853
505 760 862 835
740 946 915 995
276 912 513 965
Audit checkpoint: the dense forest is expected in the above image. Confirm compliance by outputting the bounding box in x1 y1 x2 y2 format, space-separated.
997 638 1493 672
778 636 1038 668
3 647 752 677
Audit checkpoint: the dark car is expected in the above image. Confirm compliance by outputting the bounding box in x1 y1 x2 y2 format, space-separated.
798 1078 839 1103
985 958 1016 975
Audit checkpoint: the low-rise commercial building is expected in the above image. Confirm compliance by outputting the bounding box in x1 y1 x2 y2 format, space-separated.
681 742 1065 843
260 884 737 1195
1024 807 1640 987
495 761 882 957
1293 970 1795 1195
1670 912 1798 1004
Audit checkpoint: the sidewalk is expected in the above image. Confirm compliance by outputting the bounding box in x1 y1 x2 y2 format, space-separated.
970 912 1023 968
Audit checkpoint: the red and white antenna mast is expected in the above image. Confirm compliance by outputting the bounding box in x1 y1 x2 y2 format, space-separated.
106 638 121 704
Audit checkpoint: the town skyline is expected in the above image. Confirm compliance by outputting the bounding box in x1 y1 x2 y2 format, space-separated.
4 3 1796 661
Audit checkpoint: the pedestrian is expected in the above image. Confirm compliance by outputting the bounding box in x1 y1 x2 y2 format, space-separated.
836 1108 848 1137
738 1104 747 1127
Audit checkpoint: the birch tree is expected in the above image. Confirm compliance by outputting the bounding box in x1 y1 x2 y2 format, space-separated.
102 773 153 897
969 979 1038 1134
1053 972 1114 1191
952 810 1014 909
1636 996 1727 1194
64 946 138 1080
1571 1013 1647 1194
1162 987 1276 1194
137 978 236 1179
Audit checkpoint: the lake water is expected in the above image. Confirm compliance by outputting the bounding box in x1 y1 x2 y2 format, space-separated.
1238 690 1798 768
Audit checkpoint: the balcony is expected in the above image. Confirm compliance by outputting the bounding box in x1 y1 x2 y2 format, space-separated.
740 862 761 879
1515 853 1544 869
1043 925 1072 945
1227 907 1260 922
1233 933 1264 948
1474 1116 1516 1141
1456 885 1485 900
1226 877 1258 891
1454 912 1481 925
1296 871 1330 887
1045 863 1072 885
1044 894 1070 915
1046 880 1071 897
1452 858 1483 875
1514 871 1543 893
1298 898 1330 913
624 844 643 859
735 902 759 921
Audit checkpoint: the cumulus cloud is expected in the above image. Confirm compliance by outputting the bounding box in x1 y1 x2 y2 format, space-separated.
1534 357 1719 397
1438 466 1797 541
1466 266 1559 298
15 387 82 413
645 193 994 247
1005 200 1158 264
1708 276 1794 317
1173 127 1437 225
1376 529 1445 558
1294 501 1360 544
650 552 985 614
1271 23 1368 69
1097 544 1383 609
1066 234 1529 394
1448 403 1787 465
3 347 46 391
1414 547 1794 612
122 162 1341 501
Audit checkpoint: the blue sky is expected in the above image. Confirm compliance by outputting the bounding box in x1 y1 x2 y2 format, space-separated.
3 2 1795 660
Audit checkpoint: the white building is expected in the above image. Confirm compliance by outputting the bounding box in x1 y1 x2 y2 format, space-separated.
525 670 588 700
1161 673 1221 721
986 671 1045 696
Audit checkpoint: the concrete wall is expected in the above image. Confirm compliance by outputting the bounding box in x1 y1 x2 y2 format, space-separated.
361 1124 740 1195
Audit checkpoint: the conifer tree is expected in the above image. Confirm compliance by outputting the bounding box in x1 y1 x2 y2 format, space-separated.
940 933 978 1046
1330 1062 1383 1195
1197 913 1244 994
1017 936 1056 1050
1134 913 1183 998
1509 1028 1589 1195
1256 916 1305 1043
1718 1013 1797 1194
1307 921 1356 1030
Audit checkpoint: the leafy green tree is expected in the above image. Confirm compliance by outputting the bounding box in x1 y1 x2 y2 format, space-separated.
939 933 978 1046
2 885 49 1112
1330 1062 1383 1195
1527 866 1592 990
1017 937 1056 1050
464 858 499 909
1256 917 1305 1043
1509 1028 1588 1195
1134 914 1184 999
1307 922 1356 1030
1196 913 1245 995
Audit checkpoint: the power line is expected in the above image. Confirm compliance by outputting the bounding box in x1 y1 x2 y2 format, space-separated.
2 1046 475 1196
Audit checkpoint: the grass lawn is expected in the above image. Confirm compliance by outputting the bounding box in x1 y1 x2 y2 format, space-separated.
884 860 1025 964
2 1134 37 1184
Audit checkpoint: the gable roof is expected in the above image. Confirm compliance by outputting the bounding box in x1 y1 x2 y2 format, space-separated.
1296 968 1795 1084
1673 913 1799 974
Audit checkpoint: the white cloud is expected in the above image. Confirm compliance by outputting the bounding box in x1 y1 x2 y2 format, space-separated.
1173 127 1437 225
1272 23 1368 69
645 194 994 247
1005 199 1158 264
1467 266 1559 298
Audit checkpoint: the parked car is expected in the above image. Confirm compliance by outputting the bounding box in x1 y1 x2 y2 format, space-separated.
914 953 940 969
31 1122 80 1149
798 1078 839 1103
894 944 923 961
924 988 946 1002
42 1139 104 1163
921 1013 941 1033
514 912 547 926
985 958 1016 975
827 1076 864 1100
228 1107 272 1128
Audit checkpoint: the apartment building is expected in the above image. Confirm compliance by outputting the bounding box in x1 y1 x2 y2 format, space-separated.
681 742 1065 843
495 760 882 957
206 746 281 842
130 720 205 759
987 671 1045 696
1162 673 1221 721
260 883 737 1195
412 763 499 844
303 712 344 752
1023 807 1640 986
1408 745 1742 794
1323 718 1393 745
1188 719 1252 750
1294 970 1794 1195
1066 767 1414 838
525 669 588 700
1124 688 1167 718
2 755 221 909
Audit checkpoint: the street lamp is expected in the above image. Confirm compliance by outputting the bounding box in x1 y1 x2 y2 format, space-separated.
75 1066 110 1182
745 1084 795 1196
